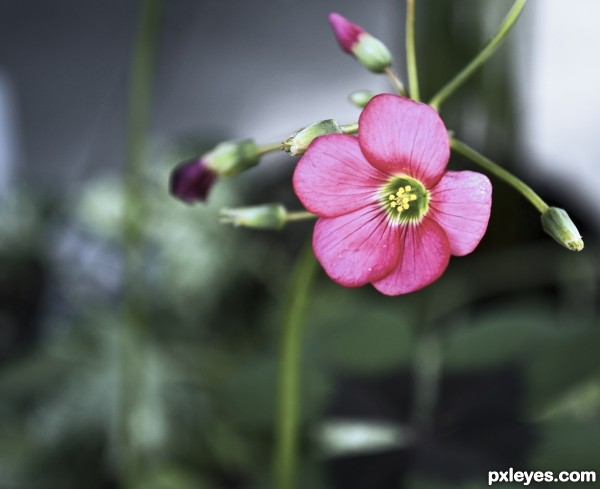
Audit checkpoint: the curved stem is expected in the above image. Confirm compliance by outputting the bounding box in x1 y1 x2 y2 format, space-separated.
405 0 420 101
120 0 163 486
274 242 318 489
384 67 407 96
429 0 527 110
451 137 548 214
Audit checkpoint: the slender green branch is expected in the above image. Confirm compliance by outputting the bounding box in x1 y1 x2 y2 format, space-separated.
258 142 283 155
384 67 407 96
410 332 442 431
405 0 420 101
274 242 319 489
120 0 163 486
286 210 317 222
429 0 527 110
341 122 359 134
451 137 548 213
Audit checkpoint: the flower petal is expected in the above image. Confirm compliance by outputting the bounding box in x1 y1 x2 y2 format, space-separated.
293 134 387 218
313 205 400 287
372 217 450 295
429 171 492 256
358 94 450 187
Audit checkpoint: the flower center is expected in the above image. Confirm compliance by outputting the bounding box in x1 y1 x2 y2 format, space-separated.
380 176 429 224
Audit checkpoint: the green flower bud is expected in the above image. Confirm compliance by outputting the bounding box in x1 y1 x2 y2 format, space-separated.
205 139 260 177
541 207 584 251
349 90 376 108
219 204 287 230
351 33 393 73
283 119 343 156
328 13 393 74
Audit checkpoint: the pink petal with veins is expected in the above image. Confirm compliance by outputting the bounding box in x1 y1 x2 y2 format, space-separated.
372 217 450 295
313 205 400 287
359 94 450 187
429 171 492 256
293 134 386 218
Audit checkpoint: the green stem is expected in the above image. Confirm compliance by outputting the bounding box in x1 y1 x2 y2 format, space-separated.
384 67 407 96
286 210 317 222
410 332 442 431
341 122 359 134
451 137 548 213
405 0 420 101
429 0 527 110
259 142 283 155
274 242 318 489
120 0 163 486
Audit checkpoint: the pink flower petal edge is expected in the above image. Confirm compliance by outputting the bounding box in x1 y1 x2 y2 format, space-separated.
313 205 401 287
358 94 450 188
372 218 451 295
293 134 387 218
429 171 492 256
328 12 364 53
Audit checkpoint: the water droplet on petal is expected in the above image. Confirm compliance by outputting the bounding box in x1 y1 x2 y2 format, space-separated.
368 267 372 271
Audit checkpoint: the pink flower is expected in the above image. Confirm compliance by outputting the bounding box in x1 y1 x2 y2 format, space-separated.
293 94 492 295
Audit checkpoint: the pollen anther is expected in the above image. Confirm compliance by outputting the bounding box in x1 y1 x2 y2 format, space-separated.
380 176 430 224
386 183 420 215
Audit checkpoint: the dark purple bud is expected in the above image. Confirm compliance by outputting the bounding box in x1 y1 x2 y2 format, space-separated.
169 158 217 203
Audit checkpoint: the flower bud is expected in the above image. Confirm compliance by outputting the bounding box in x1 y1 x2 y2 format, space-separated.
169 139 260 204
349 90 376 108
283 119 343 156
328 12 393 73
169 157 217 203
204 138 260 177
219 204 287 230
541 207 584 251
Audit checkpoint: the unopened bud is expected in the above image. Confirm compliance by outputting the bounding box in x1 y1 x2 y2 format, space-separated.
169 157 217 203
328 12 392 73
205 139 260 177
220 204 287 230
349 90 376 108
283 119 343 156
541 207 584 251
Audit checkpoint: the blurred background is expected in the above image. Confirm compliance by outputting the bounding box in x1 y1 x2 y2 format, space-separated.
0 0 599 488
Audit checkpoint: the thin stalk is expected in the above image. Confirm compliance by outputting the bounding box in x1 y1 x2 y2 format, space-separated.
405 0 420 101
451 137 548 213
341 122 359 134
259 142 283 155
285 210 317 222
429 0 527 110
410 332 442 431
274 242 319 489
119 0 163 486
384 67 407 96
